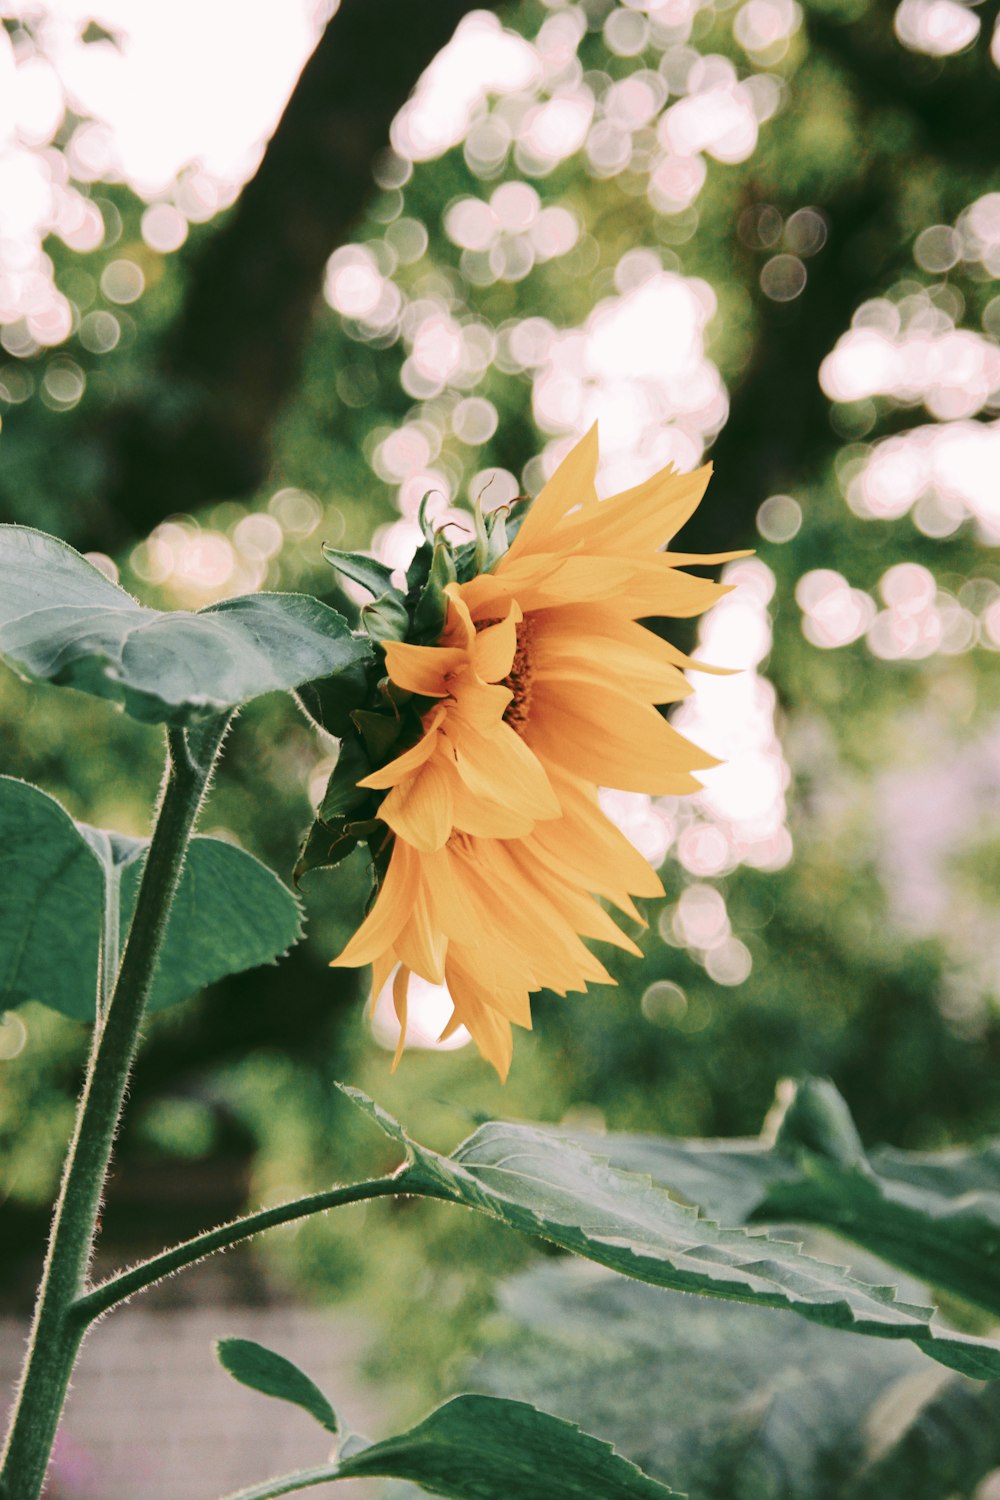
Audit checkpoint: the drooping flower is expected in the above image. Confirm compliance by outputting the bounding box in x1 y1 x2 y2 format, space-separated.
317 425 744 1079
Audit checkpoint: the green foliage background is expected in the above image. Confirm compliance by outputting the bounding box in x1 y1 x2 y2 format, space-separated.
1 0 999 1473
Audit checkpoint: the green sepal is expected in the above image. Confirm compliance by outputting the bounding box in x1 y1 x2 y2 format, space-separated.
295 656 374 738
453 539 481 582
294 816 382 883
411 540 457 642
361 591 410 642
320 736 374 821
293 730 381 883
472 493 490 572
351 707 401 763
485 504 512 569
417 491 439 545
405 539 435 595
321 545 397 599
497 495 531 554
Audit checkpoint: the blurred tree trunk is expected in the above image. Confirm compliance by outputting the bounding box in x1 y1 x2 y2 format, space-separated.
94 0 498 540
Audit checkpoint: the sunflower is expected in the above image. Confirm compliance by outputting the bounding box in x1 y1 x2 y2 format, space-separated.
328 425 743 1079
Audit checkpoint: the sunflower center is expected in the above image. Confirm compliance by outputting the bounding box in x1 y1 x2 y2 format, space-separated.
501 617 535 735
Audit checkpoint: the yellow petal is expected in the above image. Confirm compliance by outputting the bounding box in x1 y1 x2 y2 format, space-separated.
472 605 519 683
384 639 464 696
450 718 561 823
447 676 512 733
358 705 446 791
505 842 643 956
395 878 448 984
555 462 713 555
511 556 638 611
501 424 599 562
333 839 415 968
467 839 615 991
445 961 516 1080
618 559 732 619
526 683 717 793
390 964 411 1072
455 571 514 619
451 784 537 839
530 640 691 704
378 753 455 852
538 774 665 900
440 587 477 650
368 948 397 1018
421 843 487 942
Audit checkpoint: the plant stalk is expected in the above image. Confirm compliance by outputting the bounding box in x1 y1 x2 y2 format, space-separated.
76 1174 405 1322
0 719 227 1500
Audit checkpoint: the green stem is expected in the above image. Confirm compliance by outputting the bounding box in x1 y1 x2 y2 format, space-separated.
220 1462 351 1500
76 1173 405 1322
0 719 228 1500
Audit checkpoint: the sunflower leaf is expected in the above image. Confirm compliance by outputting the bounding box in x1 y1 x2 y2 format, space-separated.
215 1338 338 1434
773 1077 866 1168
330 1393 678 1497
0 776 302 1020
115 834 303 1013
472 1262 934 1500
474 1259 1000 1500
853 1359 1000 1498
338 1083 414 1157
564 1079 1000 1319
0 526 371 726
222 1394 678 1499
361 1110 1000 1380
0 777 104 1020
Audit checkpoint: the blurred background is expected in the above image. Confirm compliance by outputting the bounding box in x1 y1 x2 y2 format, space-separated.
1 0 999 1493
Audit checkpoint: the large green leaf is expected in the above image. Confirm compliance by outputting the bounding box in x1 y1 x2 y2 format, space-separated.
566 1131 795 1225
344 1088 1000 1381
0 776 103 1020
473 1262 1000 1500
563 1079 1000 1319
223 1394 677 1500
0 525 371 725
853 1359 1000 1498
114 833 303 1013
331 1394 677 1498
0 776 302 1020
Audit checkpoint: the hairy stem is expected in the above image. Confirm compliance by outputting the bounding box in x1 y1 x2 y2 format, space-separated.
220 1463 352 1500
76 1173 406 1322
0 718 228 1500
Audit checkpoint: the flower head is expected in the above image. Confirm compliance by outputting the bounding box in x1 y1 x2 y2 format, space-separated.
305 425 745 1079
